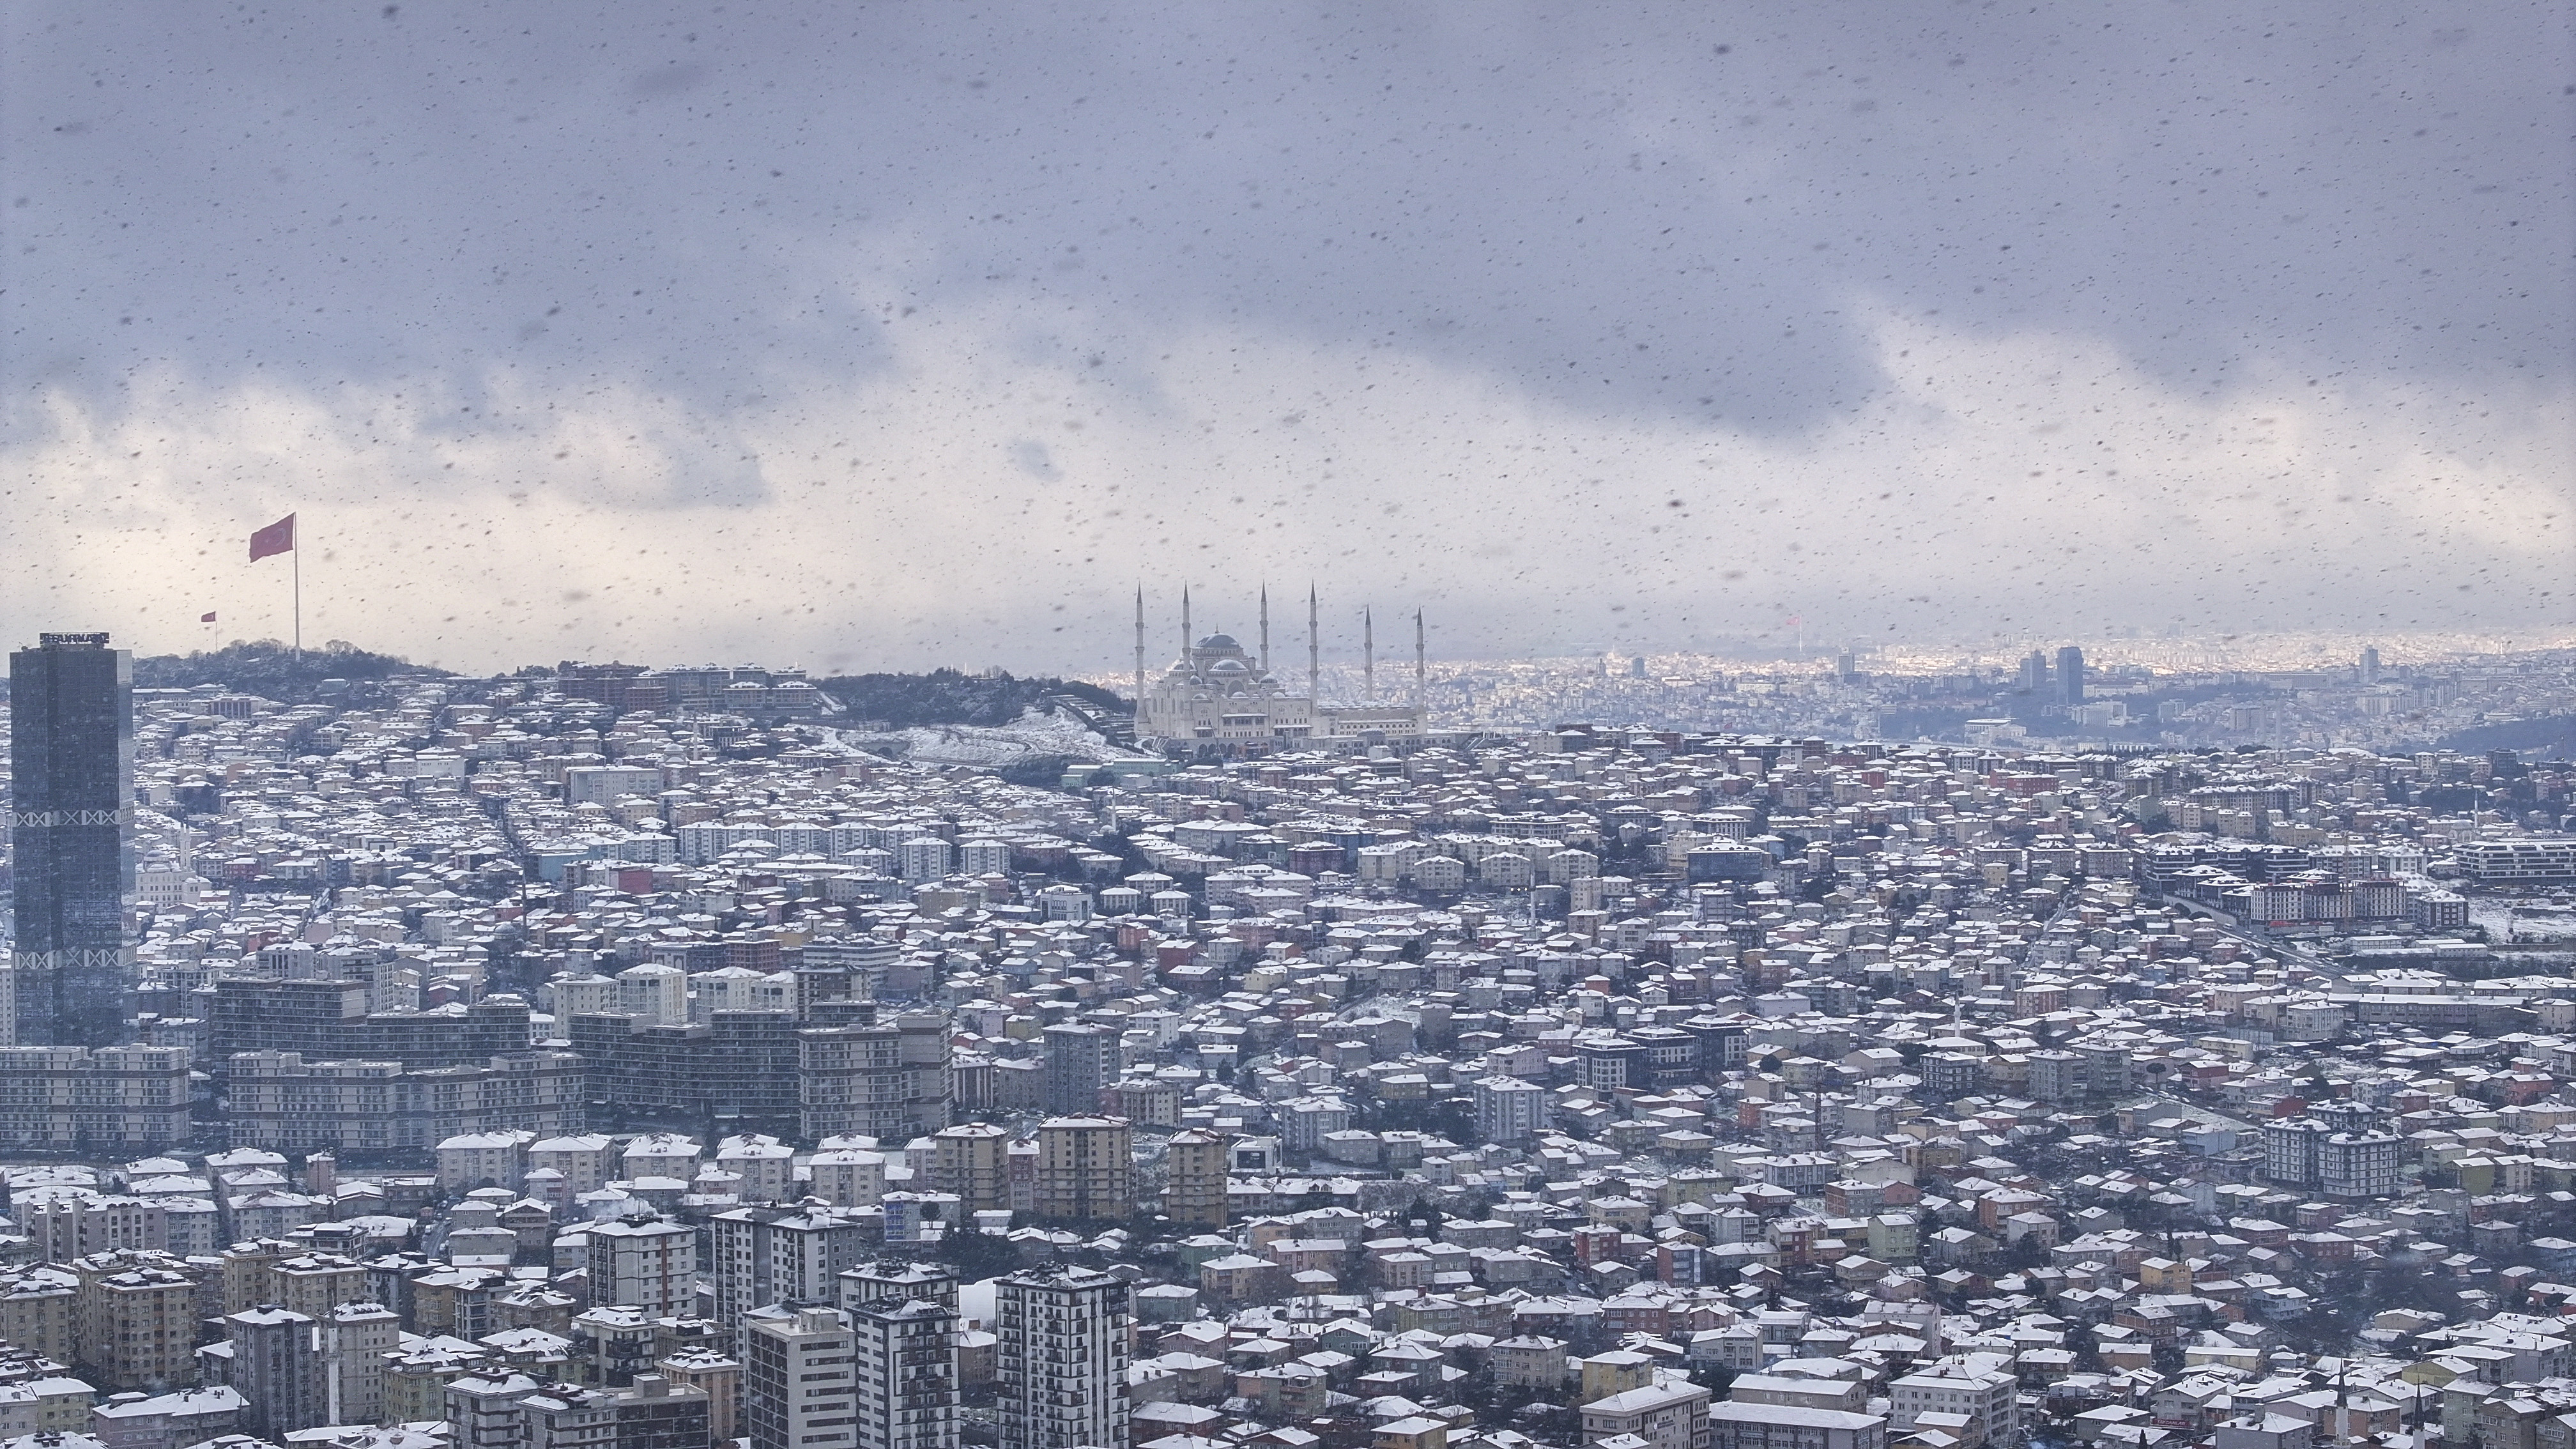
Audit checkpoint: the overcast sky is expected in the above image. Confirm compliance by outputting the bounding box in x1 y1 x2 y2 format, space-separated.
4 1 2568 674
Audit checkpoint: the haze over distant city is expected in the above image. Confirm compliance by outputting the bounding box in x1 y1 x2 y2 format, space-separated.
4 2 2568 674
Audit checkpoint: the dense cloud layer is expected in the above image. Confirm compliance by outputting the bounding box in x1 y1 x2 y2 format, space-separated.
4 2 2567 671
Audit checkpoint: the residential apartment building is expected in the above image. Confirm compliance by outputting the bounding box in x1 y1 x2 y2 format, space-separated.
716 1134 798 1203
994 1266 1130 1449
798 1016 953 1142
587 1215 698 1317
24 1197 166 1261
1709 1404 1889 1449
849 1298 959 1449
224 1051 585 1151
0 1046 190 1149
709 1204 872 1329
437 1131 536 1193
1040 1023 1117 1114
218 1245 367 1321
73 1252 208 1392
840 1260 958 1317
1890 1368 2020 1449
89 1384 246 1449
0 1269 78 1367
528 1134 620 1194
1162 1128 1231 1229
208 982 535 1071
746 1307 860 1449
2262 1118 2329 1189
655 1348 742 1445
1491 1336 1573 1390
1032 1117 1133 1223
1473 1075 1550 1146
448 1370 712 1449
2319 1131 2405 1200
222 1305 324 1439
930 1123 1013 1214
1579 1379 1712 1449
269 1255 371 1322
322 1301 400 1427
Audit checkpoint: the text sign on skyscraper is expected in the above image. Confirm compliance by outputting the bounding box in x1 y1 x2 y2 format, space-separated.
8 632 135 1046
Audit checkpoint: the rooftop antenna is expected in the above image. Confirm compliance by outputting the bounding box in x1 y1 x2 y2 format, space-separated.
1307 585 1320 706
1365 608 1376 703
1260 585 1271 674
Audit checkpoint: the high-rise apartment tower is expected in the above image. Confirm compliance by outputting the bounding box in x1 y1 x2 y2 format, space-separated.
993 1265 1130 1449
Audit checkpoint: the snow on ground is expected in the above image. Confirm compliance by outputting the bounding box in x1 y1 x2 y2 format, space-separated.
832 707 1156 770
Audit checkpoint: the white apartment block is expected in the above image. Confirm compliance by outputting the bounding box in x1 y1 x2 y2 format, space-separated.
806 1146 889 1208
709 1205 873 1330
716 1134 798 1203
746 1307 859 1449
1710 1404 1889 1449
1580 1379 1713 1449
588 1215 698 1316
528 1135 620 1193
24 1197 167 1261
1890 1368 2020 1449
564 765 669 807
2319 1131 2405 1200
1473 1075 1550 1144
436 1131 535 1193
2456 839 2576 883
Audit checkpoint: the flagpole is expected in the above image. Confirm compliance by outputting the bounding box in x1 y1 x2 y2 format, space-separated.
293 538 302 661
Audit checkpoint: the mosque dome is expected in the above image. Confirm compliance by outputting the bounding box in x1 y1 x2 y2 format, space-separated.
1196 634 1242 651
1210 657 1250 675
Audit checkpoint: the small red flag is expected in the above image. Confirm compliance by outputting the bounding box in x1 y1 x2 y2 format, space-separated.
249 513 296 562
201 611 217 624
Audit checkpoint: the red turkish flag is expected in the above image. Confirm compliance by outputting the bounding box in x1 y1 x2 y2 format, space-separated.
200 611 217 623
249 514 296 562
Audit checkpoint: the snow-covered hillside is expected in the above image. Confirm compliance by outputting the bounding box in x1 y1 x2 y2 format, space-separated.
832 707 1156 770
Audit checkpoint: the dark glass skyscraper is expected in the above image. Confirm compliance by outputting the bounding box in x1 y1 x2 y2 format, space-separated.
8 632 134 1046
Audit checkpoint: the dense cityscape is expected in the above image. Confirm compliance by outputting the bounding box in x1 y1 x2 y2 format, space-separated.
0 625 2572 1449
5 9 2566 1449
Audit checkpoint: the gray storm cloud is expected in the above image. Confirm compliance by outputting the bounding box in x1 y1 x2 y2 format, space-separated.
3 1 2567 671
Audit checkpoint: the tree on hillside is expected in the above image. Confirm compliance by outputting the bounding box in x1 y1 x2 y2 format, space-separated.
131 640 447 700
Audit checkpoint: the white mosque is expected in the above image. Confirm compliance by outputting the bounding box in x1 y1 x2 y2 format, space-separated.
1131 587 1427 756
